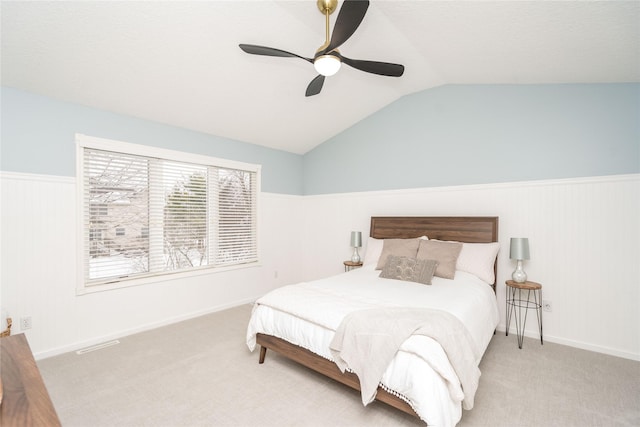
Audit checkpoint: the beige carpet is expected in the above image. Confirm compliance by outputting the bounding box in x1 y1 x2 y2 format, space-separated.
38 304 640 426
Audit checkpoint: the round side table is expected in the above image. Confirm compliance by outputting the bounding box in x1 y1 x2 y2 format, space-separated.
505 280 543 349
343 261 363 272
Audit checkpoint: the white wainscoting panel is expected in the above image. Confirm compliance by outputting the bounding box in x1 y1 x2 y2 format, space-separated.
0 172 304 358
1 172 638 361
300 175 640 360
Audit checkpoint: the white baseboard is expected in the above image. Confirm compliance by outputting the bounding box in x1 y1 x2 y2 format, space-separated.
497 324 640 362
33 297 258 360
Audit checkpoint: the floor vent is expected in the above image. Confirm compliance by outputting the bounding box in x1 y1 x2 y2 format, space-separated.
76 340 120 355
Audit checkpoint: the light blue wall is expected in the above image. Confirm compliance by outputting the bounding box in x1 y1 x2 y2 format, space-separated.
4 84 638 196
0 87 304 195
303 84 640 195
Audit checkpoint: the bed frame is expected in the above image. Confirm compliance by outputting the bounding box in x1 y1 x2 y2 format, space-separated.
256 216 499 418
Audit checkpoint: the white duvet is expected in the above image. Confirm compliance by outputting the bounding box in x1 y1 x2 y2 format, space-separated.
246 265 500 427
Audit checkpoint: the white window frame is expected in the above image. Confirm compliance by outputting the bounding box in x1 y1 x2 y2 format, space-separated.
75 134 261 295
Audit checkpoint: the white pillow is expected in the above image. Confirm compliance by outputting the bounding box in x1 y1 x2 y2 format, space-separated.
456 242 500 284
362 237 383 266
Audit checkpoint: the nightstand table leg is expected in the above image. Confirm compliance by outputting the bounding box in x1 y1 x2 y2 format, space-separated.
533 287 543 345
505 280 544 349
506 286 515 337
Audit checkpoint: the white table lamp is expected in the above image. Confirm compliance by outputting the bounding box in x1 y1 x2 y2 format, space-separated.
350 231 362 263
509 238 530 283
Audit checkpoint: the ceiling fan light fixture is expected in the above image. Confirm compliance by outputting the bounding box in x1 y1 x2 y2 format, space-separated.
239 0 403 96
314 54 341 76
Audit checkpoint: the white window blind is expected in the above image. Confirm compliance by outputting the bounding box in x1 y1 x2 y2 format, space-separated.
79 138 259 287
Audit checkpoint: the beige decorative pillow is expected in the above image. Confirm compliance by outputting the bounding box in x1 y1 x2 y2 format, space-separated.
375 238 421 270
417 240 463 279
379 255 438 285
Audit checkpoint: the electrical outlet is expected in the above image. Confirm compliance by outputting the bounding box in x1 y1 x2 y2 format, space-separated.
20 316 32 330
543 300 552 312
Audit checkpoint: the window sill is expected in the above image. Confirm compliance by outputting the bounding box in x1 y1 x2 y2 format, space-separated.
76 261 261 296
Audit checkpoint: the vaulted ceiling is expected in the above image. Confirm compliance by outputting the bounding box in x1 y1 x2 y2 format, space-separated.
2 1 638 154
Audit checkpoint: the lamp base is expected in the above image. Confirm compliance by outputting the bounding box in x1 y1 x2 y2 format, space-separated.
512 260 527 283
351 248 361 263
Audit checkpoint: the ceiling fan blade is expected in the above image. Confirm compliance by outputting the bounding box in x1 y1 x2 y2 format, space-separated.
320 0 369 55
339 54 405 77
239 44 313 64
305 75 325 97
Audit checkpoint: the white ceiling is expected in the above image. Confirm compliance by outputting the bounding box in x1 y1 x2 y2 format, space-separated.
2 1 639 154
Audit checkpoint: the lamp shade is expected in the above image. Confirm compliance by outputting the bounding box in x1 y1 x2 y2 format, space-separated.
509 238 530 260
350 231 362 248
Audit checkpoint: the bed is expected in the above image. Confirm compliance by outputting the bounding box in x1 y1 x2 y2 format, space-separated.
247 216 500 426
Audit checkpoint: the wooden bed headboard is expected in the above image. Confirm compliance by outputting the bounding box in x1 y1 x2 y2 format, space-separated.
370 216 498 243
370 216 499 287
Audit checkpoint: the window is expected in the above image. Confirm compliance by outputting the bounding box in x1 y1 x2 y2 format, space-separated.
77 134 260 290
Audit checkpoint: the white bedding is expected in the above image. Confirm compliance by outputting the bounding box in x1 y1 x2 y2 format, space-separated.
246 265 500 427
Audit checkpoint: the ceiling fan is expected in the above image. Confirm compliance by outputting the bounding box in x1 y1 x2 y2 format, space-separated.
239 0 405 97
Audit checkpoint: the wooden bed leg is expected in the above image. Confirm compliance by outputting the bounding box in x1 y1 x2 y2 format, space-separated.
259 345 267 364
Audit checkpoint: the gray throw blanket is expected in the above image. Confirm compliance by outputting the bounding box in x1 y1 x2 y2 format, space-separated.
329 307 481 410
